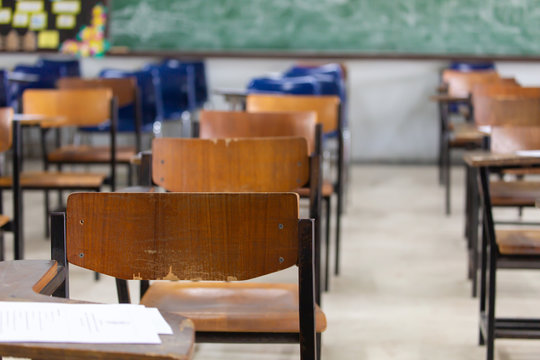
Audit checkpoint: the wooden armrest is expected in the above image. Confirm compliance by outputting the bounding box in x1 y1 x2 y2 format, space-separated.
430 94 470 103
464 151 540 167
0 260 67 301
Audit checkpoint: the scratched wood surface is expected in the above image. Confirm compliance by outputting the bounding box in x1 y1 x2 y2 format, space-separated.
441 70 500 98
152 137 309 192
246 94 340 133
0 107 12 152
57 77 136 107
66 192 300 281
0 260 194 360
23 89 112 128
199 110 316 154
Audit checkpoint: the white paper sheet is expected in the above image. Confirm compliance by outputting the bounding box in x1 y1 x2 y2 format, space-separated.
0 302 171 344
516 150 540 157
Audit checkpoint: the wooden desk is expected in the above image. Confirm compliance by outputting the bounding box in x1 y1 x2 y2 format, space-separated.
13 113 68 127
0 260 195 360
463 150 540 297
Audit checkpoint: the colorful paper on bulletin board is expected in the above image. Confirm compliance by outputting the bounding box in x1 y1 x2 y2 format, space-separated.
56 14 75 29
38 29 58 48
16 0 43 13
60 3 109 57
52 0 80 14
29 11 46 30
0 8 11 24
12 11 28 27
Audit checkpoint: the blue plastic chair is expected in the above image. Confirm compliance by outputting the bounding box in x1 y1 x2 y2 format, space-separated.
8 64 62 112
449 61 495 72
143 60 197 121
247 75 322 95
98 68 164 134
36 58 81 77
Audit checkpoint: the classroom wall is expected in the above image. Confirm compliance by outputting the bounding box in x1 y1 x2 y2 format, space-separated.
2 54 540 163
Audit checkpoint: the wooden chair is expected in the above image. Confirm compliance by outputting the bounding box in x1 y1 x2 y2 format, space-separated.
434 70 517 214
466 87 540 296
52 191 319 360
198 109 337 291
245 94 345 277
0 107 105 260
475 126 540 360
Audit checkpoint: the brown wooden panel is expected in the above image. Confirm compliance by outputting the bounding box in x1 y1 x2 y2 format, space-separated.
57 77 136 107
199 110 316 154
48 145 136 164
491 126 540 154
152 137 309 192
246 94 340 133
490 180 540 206
0 171 105 189
23 89 112 127
66 192 300 281
497 230 540 255
0 107 12 152
442 70 500 98
141 282 326 333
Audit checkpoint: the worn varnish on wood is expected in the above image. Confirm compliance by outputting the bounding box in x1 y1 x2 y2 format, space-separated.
152 137 310 192
0 260 194 360
246 94 340 133
67 192 300 281
199 110 316 154
23 89 112 127
491 126 540 154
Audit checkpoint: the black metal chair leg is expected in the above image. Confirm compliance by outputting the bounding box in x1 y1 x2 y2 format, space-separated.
44 190 50 238
316 332 321 360
324 196 331 292
115 278 131 304
479 219 488 346
334 192 342 276
486 242 497 360
127 164 133 186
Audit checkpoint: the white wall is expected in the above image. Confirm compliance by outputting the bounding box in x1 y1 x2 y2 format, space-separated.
2 54 540 163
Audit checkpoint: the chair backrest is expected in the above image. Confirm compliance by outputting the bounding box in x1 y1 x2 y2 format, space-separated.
199 110 317 154
491 126 540 154
246 94 340 133
473 88 540 127
0 107 12 152
442 69 500 98
65 192 301 281
22 89 112 127
57 77 136 108
36 58 81 77
152 137 310 192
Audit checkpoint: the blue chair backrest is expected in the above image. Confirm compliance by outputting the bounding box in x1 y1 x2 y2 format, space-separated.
0 70 9 107
144 60 196 120
176 60 207 107
9 64 62 111
100 68 164 132
449 61 496 72
247 75 322 95
36 58 81 77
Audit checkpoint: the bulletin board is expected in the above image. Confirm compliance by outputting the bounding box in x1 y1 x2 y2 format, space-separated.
0 0 108 56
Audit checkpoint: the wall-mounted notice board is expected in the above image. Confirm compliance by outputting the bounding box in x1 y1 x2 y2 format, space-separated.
109 0 540 60
0 0 107 56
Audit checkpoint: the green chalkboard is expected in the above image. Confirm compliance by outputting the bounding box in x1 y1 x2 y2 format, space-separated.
109 0 540 57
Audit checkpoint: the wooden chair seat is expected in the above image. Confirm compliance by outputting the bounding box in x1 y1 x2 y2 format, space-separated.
449 125 485 147
503 167 540 176
295 181 333 198
47 145 136 164
496 229 540 255
0 172 105 189
0 214 9 228
490 180 540 206
141 282 327 333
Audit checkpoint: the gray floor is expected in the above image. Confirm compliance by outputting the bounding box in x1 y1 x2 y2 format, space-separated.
4 164 540 359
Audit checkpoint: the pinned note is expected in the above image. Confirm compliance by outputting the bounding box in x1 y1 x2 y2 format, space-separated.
16 0 44 13
56 14 75 29
37 30 59 49
29 12 47 30
12 12 29 27
52 0 80 14
0 8 11 24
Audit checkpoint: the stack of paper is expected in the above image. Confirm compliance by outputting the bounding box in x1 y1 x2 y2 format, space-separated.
0 302 173 344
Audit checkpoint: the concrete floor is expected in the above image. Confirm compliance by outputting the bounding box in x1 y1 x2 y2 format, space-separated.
4 164 540 359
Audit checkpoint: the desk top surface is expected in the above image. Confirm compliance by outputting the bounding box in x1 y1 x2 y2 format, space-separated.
0 260 194 360
464 150 540 167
